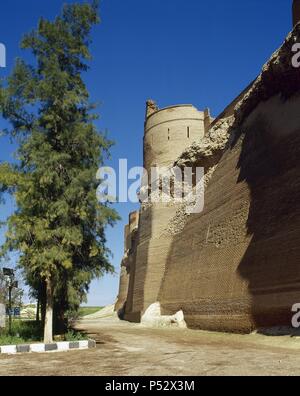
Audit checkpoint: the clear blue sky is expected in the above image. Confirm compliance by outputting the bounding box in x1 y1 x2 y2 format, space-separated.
0 0 293 306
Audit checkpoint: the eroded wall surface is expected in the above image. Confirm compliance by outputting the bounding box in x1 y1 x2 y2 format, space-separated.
115 212 139 313
120 22 300 332
124 205 177 322
124 102 208 321
159 94 300 332
159 25 300 332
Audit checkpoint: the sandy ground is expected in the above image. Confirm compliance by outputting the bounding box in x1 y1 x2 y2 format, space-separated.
1 315 300 376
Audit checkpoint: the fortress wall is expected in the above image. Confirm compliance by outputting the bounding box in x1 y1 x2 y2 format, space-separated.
122 227 139 319
120 13 300 332
115 212 139 313
124 205 177 321
209 81 254 130
129 211 139 233
124 225 130 251
115 264 130 313
124 103 207 321
124 248 138 321
158 89 300 332
144 105 205 171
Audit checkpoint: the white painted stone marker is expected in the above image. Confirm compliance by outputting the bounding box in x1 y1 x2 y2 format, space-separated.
0 345 17 354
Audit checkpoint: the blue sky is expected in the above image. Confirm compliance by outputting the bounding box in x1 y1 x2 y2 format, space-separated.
0 0 293 306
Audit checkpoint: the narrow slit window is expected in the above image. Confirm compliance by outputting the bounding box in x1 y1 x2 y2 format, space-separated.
187 127 190 138
168 128 170 141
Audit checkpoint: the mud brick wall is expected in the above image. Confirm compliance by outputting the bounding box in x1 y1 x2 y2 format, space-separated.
119 21 300 332
159 93 300 332
124 205 177 322
115 212 139 313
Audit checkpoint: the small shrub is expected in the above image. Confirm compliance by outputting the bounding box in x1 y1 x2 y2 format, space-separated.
64 329 86 341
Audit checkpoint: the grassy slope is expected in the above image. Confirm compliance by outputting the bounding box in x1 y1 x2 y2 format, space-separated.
78 306 103 317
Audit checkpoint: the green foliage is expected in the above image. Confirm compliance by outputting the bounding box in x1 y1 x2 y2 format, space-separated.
0 320 43 345
64 329 86 341
67 305 103 321
0 320 87 345
0 0 119 328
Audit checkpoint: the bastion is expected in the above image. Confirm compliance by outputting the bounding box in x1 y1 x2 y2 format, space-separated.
115 1 300 332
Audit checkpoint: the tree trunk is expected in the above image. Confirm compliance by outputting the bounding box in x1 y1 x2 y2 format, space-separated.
41 280 46 327
36 298 40 322
43 277 53 344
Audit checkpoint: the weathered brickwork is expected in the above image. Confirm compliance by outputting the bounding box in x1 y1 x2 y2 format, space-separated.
115 5 300 332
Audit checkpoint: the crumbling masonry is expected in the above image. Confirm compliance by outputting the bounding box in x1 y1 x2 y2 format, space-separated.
115 2 300 332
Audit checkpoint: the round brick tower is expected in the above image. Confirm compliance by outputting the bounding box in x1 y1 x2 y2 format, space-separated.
123 101 211 323
143 100 207 172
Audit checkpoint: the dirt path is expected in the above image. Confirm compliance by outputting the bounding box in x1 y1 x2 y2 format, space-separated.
1 316 300 376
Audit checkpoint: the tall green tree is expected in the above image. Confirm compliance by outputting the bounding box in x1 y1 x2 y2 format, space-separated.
0 1 119 343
